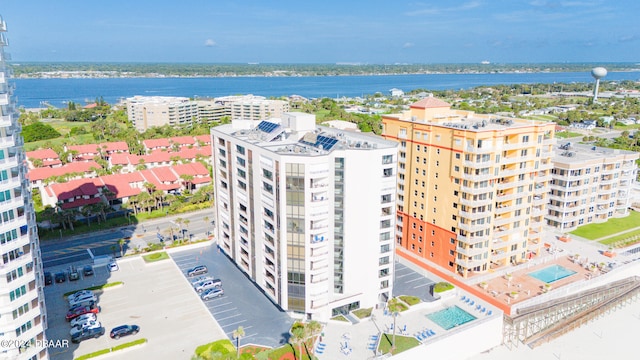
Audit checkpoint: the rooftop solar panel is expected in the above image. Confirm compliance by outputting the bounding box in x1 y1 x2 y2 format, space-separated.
257 121 280 133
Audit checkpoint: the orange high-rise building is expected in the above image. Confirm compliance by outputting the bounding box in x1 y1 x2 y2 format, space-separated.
382 97 556 277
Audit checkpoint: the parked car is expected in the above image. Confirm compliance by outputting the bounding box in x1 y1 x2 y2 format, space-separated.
68 290 94 303
66 304 100 321
201 287 224 300
187 265 208 277
108 261 119 272
190 275 214 285
194 279 222 293
69 294 97 307
109 325 140 339
44 272 53 286
54 272 66 283
70 313 97 328
70 321 101 336
68 266 80 281
83 265 94 276
71 326 105 343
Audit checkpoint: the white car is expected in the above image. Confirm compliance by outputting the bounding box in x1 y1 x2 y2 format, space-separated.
69 294 97 307
70 313 97 328
194 279 222 293
190 275 214 285
70 321 101 336
68 290 94 303
108 262 119 272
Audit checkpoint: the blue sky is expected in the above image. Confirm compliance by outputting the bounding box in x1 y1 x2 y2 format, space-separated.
1 0 638 63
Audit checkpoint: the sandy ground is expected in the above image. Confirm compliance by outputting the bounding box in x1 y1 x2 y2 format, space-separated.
469 300 640 360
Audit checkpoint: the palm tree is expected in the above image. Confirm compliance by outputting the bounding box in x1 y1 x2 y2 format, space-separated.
387 299 403 352
203 216 210 236
118 238 126 257
289 325 305 360
304 320 322 356
183 219 191 242
232 326 245 359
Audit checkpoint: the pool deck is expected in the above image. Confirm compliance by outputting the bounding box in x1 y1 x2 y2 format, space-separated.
316 295 500 360
475 255 595 307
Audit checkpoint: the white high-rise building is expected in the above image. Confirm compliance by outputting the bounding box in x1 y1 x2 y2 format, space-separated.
211 113 397 321
0 16 49 359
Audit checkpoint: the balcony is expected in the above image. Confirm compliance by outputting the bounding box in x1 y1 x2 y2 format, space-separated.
460 196 492 207
460 184 493 195
466 145 495 154
459 209 488 221
457 245 486 257
459 222 489 233
463 159 492 168
456 257 487 268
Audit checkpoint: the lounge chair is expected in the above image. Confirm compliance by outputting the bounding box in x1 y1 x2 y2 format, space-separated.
487 310 493 316
481 307 486 313
469 300 475 306
428 329 436 336
461 295 467 301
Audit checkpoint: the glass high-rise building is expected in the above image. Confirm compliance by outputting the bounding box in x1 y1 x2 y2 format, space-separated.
0 15 49 360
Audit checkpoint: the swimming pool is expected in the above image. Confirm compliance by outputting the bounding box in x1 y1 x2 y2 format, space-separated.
528 265 577 283
427 306 476 330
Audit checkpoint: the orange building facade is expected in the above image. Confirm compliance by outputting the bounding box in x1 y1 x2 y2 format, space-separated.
382 98 556 278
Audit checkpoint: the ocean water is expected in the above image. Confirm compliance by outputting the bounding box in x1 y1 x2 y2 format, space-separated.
12 71 640 108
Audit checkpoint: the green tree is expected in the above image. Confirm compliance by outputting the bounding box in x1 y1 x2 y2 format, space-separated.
232 326 245 359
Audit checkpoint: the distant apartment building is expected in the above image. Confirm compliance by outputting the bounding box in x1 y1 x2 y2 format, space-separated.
547 143 639 231
198 95 290 123
0 16 49 359
382 97 556 278
211 113 397 320
126 96 198 132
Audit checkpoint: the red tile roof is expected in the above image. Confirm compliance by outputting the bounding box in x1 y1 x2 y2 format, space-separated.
172 162 209 177
68 143 102 155
142 150 173 164
60 197 102 210
28 161 102 182
49 179 100 201
151 166 178 182
26 149 59 160
194 135 211 145
99 173 144 199
170 136 196 146
101 141 129 153
143 138 171 149
410 97 451 109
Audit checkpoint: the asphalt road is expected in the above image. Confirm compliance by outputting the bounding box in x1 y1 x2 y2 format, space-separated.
40 209 215 268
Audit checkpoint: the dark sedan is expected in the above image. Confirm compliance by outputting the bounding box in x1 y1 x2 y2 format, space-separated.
54 272 66 283
44 272 53 286
66 304 100 321
110 325 140 339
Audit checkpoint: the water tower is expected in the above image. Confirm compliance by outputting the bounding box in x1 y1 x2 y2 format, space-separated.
591 67 607 102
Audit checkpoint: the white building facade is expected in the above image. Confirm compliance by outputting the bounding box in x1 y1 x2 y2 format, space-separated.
126 96 198 132
211 113 397 321
547 143 639 231
0 16 49 360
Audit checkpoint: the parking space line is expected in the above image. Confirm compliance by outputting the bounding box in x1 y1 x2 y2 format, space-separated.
406 277 424 283
212 308 238 315
208 301 233 307
413 283 433 288
216 313 242 322
222 319 247 328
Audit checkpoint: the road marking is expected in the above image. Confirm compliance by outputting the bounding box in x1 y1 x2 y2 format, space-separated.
209 301 233 308
222 319 247 328
212 307 238 315
406 277 424 283
413 282 433 289
216 313 242 322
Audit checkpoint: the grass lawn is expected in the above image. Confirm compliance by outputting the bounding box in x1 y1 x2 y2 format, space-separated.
570 211 640 240
555 131 582 139
142 251 169 262
599 229 640 247
352 307 372 319
377 333 420 355
399 295 421 306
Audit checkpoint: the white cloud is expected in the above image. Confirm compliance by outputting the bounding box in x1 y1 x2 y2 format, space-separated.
204 39 217 47
403 42 415 48
405 1 481 16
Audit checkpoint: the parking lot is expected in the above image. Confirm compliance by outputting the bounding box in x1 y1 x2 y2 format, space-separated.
393 262 438 302
171 245 295 348
44 252 224 360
